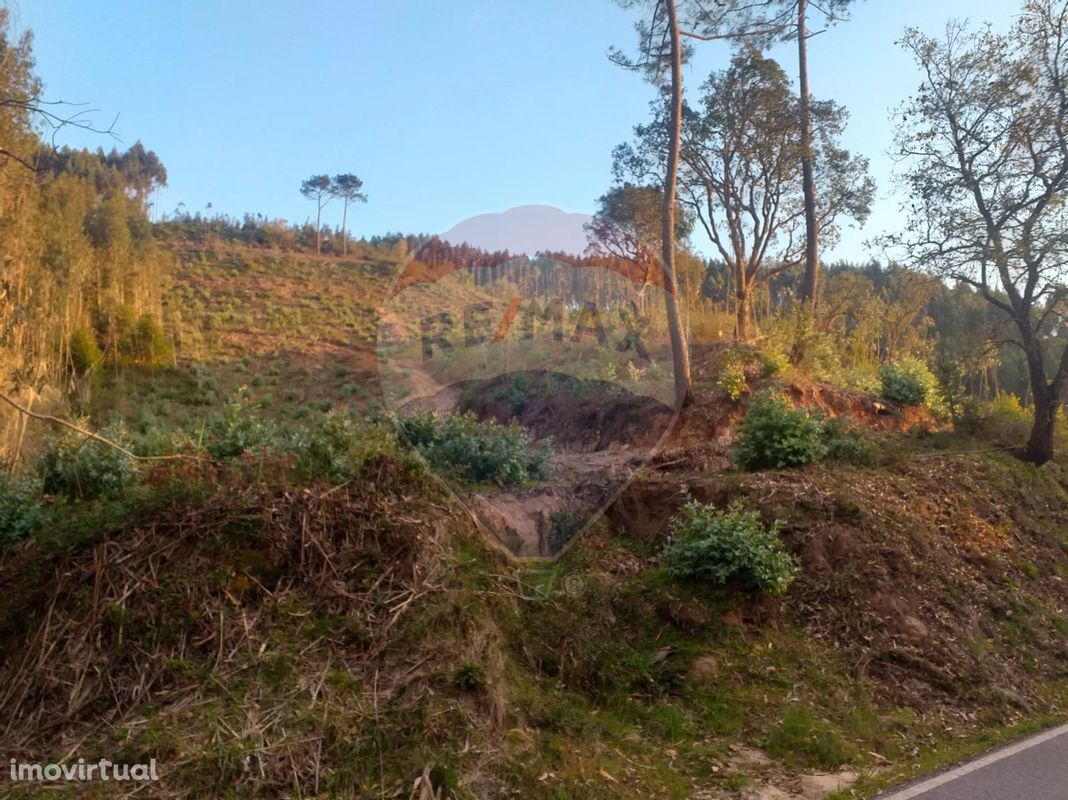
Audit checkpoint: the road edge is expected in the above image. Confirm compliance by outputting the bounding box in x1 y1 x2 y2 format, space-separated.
874 721 1068 800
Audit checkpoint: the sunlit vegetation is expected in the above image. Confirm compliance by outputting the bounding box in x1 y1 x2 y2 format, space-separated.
1 1 1068 798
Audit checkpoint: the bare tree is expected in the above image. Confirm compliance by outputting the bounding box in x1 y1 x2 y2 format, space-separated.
891 0 1068 464
0 10 117 173
0 99 117 171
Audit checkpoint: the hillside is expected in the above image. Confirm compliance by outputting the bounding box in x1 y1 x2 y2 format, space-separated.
7 0 1068 795
1 237 1067 799
105 233 394 424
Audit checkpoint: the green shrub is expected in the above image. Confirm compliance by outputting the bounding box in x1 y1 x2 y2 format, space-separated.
100 304 175 369
821 417 875 466
759 347 788 378
977 393 1032 443
398 411 551 486
879 358 938 407
204 395 283 459
452 663 486 692
69 327 104 375
37 420 138 500
661 501 798 594
189 365 220 405
715 346 785 398
127 314 175 368
0 475 48 547
291 412 398 481
983 392 1030 422
840 367 881 395
932 354 976 424
766 309 840 379
133 411 192 458
717 349 748 401
734 394 827 470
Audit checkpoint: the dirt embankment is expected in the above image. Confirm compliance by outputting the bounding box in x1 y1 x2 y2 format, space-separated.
0 441 1066 797
401 357 945 559
401 369 677 557
457 370 676 453
608 454 1068 713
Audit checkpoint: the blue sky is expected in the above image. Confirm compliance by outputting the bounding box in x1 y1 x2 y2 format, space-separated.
12 0 1016 262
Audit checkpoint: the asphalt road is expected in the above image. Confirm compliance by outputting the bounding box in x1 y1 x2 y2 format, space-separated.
876 723 1068 800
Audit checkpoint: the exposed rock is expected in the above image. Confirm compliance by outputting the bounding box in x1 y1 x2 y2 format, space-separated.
799 771 859 799
729 745 773 769
652 645 677 665
901 615 929 640
688 655 719 687
742 786 792 800
667 598 711 631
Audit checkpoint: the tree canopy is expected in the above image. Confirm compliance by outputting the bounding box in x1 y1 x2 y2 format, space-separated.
891 0 1068 463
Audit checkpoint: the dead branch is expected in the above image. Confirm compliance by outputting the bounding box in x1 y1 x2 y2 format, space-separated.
0 391 204 462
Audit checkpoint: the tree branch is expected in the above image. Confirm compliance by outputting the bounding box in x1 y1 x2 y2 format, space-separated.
0 393 204 463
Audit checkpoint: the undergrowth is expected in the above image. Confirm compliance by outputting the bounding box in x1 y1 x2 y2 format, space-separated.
661 500 798 594
734 393 874 471
397 410 552 486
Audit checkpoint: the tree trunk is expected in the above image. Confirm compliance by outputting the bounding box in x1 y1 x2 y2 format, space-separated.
662 0 693 409
1017 320 1067 465
735 288 750 341
341 197 349 257
315 198 322 255
797 0 819 308
1025 388 1059 465
733 264 750 340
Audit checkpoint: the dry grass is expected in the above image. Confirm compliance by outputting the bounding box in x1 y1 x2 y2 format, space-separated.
0 454 504 797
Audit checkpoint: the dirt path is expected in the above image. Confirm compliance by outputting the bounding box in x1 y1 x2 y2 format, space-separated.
399 370 462 415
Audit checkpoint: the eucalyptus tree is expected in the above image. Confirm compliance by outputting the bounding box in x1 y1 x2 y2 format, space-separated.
891 0 1068 464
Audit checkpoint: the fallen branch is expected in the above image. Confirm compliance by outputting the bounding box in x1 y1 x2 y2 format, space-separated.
912 446 1019 459
0 391 205 462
